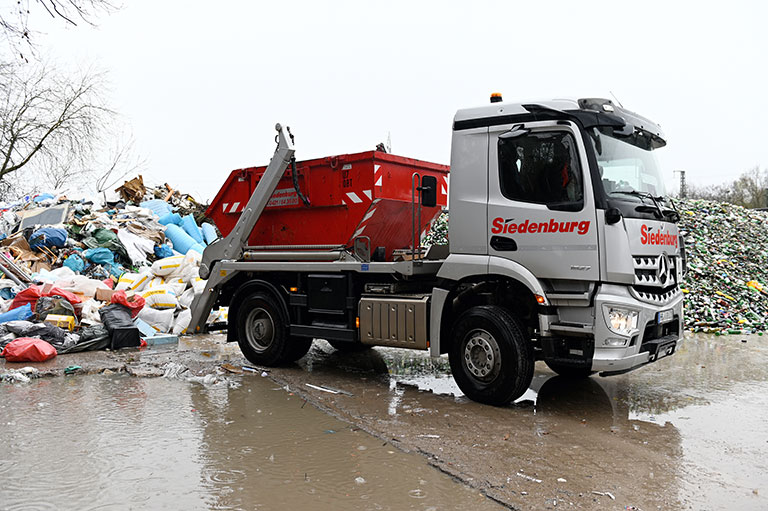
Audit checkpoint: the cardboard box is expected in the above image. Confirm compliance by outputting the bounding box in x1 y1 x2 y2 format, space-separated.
44 314 75 331
94 288 115 302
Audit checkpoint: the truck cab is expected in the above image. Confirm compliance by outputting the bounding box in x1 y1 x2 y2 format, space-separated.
437 97 683 402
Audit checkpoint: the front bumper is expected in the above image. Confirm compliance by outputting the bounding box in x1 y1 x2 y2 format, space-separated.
591 284 683 373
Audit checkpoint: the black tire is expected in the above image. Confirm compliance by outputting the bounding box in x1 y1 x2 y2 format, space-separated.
448 305 534 406
544 361 595 379
236 292 309 366
328 341 372 353
285 337 313 362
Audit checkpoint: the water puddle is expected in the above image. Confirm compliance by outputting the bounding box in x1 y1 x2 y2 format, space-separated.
374 334 768 508
0 373 503 510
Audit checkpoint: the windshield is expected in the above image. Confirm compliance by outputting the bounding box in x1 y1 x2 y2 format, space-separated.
589 128 668 198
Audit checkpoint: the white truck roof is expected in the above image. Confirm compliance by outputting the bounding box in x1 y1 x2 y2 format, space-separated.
454 98 582 123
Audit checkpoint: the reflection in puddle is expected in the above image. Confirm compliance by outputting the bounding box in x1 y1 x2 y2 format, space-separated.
377 334 768 509
0 374 503 511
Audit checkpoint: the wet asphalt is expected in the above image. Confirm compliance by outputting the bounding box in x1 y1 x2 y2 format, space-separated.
1 332 766 510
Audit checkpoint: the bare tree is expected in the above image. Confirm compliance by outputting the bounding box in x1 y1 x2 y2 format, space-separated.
94 132 146 193
0 59 113 199
1 0 117 59
687 166 768 209
730 166 768 209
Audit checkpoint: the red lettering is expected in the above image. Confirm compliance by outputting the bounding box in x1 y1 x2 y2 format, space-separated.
489 218 593 236
639 225 678 247
491 217 504 234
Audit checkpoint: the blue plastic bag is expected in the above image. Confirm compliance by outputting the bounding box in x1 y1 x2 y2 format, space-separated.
164 224 197 254
181 215 204 244
0 303 33 324
154 244 174 258
33 193 55 203
83 247 115 265
28 227 68 252
158 213 182 226
0 285 15 300
201 223 218 245
140 199 172 219
63 253 85 273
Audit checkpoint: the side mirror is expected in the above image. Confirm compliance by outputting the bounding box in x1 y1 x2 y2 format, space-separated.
420 175 437 207
605 207 622 225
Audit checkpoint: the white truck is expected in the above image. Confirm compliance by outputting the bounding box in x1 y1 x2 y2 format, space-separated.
190 95 684 405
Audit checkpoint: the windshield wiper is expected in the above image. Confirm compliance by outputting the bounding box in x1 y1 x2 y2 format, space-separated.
659 196 681 222
611 190 679 222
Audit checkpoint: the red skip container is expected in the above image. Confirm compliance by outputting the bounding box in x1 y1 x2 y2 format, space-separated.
207 151 449 261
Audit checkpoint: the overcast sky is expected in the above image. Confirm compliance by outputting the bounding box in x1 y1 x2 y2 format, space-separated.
30 0 768 202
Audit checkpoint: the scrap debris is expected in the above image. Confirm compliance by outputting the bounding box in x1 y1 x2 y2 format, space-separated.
0 180 227 370
678 199 768 334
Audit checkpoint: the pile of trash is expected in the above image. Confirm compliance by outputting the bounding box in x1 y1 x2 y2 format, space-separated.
678 198 768 334
422 211 448 248
0 176 226 364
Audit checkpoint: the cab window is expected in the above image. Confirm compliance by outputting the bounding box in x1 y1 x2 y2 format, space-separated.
498 131 583 210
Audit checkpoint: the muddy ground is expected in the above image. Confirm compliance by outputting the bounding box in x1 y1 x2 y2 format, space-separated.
2 332 766 511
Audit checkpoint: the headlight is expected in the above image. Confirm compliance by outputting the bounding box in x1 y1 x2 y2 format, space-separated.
605 307 639 336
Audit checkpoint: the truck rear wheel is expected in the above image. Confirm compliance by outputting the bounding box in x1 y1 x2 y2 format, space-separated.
448 306 534 406
236 292 311 365
544 361 595 378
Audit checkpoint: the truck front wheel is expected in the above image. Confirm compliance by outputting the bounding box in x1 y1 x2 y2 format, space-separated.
449 306 534 406
236 292 311 366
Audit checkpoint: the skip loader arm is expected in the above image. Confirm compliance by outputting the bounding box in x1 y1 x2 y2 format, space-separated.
189 123 296 333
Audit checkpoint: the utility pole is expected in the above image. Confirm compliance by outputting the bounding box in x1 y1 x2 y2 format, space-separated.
674 170 687 198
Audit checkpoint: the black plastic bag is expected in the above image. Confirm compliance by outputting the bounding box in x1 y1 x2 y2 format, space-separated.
59 324 109 353
21 323 68 346
35 295 77 322
99 304 140 349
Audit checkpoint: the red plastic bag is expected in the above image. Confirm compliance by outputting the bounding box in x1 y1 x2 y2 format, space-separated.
9 284 83 311
110 290 146 319
1 338 57 362
9 286 42 311
103 278 115 289
46 287 82 305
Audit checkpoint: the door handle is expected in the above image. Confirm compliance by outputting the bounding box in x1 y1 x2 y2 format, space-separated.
490 236 517 251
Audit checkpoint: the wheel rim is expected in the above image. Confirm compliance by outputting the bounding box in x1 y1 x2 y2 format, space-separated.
244 307 275 353
462 329 501 382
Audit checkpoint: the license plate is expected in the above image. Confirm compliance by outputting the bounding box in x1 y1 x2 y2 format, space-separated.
657 309 674 324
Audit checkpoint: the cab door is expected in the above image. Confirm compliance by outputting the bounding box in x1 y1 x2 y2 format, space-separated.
487 121 600 281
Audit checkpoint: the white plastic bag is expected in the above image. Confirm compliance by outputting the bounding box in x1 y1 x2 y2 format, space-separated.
178 288 195 308
191 278 206 295
115 269 152 292
164 277 187 296
53 275 110 298
146 276 165 289
117 229 155 266
151 255 185 277
137 307 174 333
142 285 179 310
80 299 103 325
178 264 200 284
172 309 191 335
